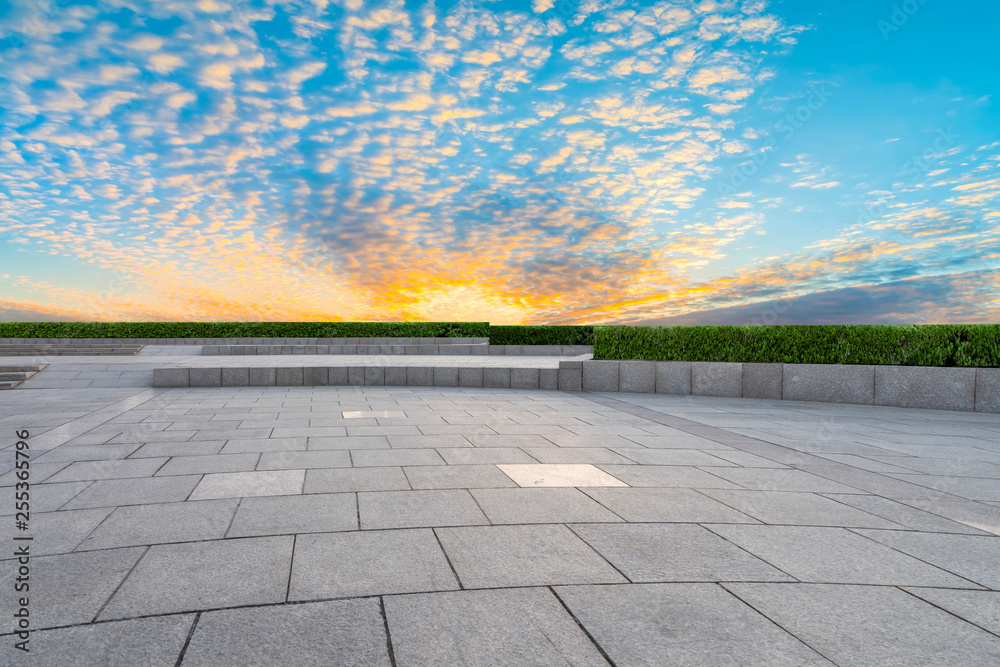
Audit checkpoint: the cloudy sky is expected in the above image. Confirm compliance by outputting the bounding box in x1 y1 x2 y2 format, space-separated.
0 0 997 325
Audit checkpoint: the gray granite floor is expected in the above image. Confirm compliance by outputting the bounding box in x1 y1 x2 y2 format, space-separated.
1 352 1000 665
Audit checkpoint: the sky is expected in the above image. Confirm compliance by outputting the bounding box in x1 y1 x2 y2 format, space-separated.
0 0 997 326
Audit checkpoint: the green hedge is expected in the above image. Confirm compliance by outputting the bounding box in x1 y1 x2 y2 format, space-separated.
487 325 593 346
594 324 1000 367
0 321 490 339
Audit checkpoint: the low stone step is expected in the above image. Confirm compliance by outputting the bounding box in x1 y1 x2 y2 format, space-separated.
0 365 47 372
0 372 30 382
0 346 143 356
0 381 19 390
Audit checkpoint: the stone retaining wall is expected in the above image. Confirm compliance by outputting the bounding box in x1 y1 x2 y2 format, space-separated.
153 360 1000 413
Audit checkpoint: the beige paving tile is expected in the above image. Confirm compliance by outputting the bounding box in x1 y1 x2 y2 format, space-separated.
496 464 628 487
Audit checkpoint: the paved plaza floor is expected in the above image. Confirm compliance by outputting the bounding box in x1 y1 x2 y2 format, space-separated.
2 349 1000 665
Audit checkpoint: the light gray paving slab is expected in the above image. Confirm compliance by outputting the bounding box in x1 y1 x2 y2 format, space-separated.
304 467 411 493
853 529 1000 589
358 489 488 529
697 489 904 528
436 524 628 588
227 492 357 537
307 435 390 450
34 444 141 463
257 450 351 470
470 487 625 524
219 437 307 454
610 448 734 467
77 499 239 550
62 475 201 510
727 583 1000 666
289 528 458 600
0 615 195 667
183 598 390 667
350 448 447 468
0 547 145 629
540 433 643 448
154 453 259 476
1 507 113 557
384 587 608 666
821 493 995 535
189 470 305 500
571 523 794 583
595 464 743 489
703 467 866 493
403 464 520 489
580 487 759 523
556 583 833 666
706 524 983 587
903 588 1000 636
99 536 294 619
435 447 538 465
129 441 227 458
884 474 1000 502
386 434 471 449
519 447 636 465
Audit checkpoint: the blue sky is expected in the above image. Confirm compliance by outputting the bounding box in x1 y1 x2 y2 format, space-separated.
0 0 997 325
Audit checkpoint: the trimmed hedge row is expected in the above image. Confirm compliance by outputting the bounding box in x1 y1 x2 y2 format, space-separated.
487 325 593 346
593 324 1000 368
0 321 490 339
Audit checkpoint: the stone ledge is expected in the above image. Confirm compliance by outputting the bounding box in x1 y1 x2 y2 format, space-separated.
150 361 1000 413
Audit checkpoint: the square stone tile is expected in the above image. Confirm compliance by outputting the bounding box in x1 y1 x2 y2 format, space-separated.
581 487 759 523
697 490 903 528
62 476 201 510
570 523 795 583
385 588 608 666
77 499 239 550
227 492 357 537
470 488 626 524
436 524 628 588
99 536 294 619
496 463 628 488
0 547 145 629
358 489 488 529
305 467 411 493
155 453 259 476
129 441 226 458
189 470 304 500
595 465 743 489
727 583 1000 666
903 588 1000 635
403 464 520 489
465 434 555 448
183 599 391 666
707 525 983 587
556 583 832 666
35 444 141 463
0 615 195 667
854 530 1000 589
289 529 458 600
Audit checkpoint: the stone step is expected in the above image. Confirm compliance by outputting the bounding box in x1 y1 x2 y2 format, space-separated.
0 346 143 356
203 344 594 356
0 381 19 390
0 365 47 372
0 372 31 382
